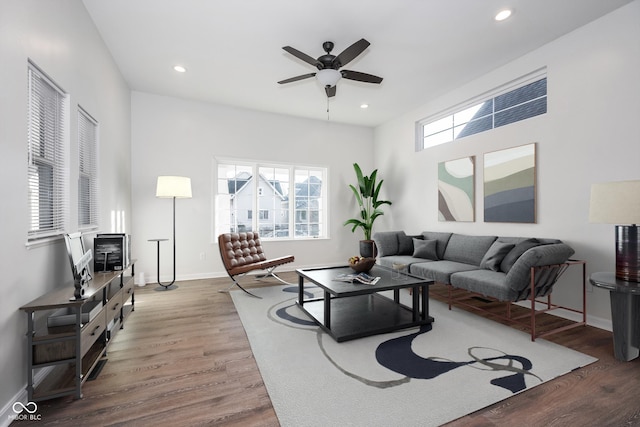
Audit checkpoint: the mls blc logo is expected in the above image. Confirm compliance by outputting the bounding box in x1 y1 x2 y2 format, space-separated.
10 401 41 421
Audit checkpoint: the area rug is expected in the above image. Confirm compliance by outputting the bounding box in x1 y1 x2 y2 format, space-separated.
231 285 596 427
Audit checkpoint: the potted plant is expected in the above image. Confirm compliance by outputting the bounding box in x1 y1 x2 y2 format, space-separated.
344 163 392 258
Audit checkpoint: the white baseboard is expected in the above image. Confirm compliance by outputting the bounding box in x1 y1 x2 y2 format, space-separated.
136 263 345 286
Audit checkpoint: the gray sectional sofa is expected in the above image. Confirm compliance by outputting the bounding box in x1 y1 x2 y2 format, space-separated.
373 230 577 305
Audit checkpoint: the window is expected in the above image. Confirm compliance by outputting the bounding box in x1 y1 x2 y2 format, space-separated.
27 63 68 240
215 160 327 239
418 70 547 150
78 107 99 230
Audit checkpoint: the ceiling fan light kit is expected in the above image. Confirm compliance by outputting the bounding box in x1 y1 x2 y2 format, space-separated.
316 69 341 87
278 38 383 99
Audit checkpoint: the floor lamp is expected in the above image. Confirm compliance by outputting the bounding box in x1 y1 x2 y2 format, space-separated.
153 175 192 290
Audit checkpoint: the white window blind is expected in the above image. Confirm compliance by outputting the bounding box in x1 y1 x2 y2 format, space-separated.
27 63 68 240
78 107 98 229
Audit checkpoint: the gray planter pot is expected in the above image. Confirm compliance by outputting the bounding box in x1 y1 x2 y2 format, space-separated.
359 240 377 258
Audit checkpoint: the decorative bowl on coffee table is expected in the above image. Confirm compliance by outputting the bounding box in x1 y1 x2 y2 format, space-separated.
349 257 376 273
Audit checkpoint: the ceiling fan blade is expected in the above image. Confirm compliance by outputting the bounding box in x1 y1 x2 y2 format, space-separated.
334 38 370 67
341 70 383 84
282 46 321 68
278 73 316 84
325 85 336 98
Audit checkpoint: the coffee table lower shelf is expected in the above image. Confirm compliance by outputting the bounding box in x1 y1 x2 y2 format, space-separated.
297 293 433 342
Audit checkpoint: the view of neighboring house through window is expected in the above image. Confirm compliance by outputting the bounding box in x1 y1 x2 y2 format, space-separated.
215 161 326 239
78 107 99 230
418 70 547 150
27 62 68 241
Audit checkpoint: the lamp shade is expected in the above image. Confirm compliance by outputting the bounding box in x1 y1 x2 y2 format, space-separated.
316 69 341 87
589 180 640 224
156 176 192 198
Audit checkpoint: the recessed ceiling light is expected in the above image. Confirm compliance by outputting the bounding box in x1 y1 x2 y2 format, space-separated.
360 104 369 109
495 9 512 21
173 65 187 73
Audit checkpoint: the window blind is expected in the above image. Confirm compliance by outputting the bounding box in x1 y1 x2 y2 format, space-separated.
78 107 98 229
27 64 68 240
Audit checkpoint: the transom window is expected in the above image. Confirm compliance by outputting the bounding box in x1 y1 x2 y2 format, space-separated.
215 160 327 239
418 70 547 150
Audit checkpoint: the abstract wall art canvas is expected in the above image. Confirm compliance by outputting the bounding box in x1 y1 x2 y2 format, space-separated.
484 143 536 223
438 156 475 222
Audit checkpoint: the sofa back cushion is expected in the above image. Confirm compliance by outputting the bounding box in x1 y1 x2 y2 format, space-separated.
399 232 422 255
443 234 497 266
373 231 401 256
480 241 515 271
500 238 540 273
421 232 452 260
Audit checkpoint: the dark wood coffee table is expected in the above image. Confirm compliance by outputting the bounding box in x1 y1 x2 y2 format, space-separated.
296 265 433 342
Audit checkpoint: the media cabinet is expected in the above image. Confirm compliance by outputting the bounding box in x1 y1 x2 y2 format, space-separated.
19 261 136 402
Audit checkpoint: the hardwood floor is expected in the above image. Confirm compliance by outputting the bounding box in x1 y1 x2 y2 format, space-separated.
15 273 640 426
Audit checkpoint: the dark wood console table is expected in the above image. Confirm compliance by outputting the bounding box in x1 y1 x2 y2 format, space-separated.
589 272 640 361
20 261 136 401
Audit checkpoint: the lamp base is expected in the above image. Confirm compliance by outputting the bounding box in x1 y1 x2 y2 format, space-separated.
155 284 178 291
616 225 640 282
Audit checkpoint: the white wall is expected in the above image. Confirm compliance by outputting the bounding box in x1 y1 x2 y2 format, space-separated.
373 1 640 325
0 0 131 414
1 0 638 418
131 92 374 284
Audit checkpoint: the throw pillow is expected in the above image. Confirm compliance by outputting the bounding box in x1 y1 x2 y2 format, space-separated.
398 232 417 255
500 238 540 273
413 238 438 260
480 241 515 271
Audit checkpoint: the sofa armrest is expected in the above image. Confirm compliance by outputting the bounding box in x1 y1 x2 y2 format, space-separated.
505 243 575 295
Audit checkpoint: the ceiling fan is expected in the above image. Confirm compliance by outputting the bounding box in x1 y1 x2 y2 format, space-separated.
277 38 383 98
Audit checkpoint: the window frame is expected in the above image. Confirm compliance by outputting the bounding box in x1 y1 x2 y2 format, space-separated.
27 61 69 242
77 106 99 231
214 158 328 241
416 69 547 151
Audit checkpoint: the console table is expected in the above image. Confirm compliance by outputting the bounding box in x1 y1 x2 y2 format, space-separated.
20 261 136 401
589 272 640 361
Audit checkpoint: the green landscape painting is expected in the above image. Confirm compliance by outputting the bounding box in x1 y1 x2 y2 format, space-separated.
484 143 536 223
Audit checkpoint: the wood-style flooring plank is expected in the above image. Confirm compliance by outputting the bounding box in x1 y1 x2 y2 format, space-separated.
13 274 640 426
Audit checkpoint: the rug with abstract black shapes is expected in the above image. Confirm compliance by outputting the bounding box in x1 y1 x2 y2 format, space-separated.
231 284 596 427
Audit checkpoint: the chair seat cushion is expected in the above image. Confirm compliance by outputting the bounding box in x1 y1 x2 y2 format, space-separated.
227 255 294 276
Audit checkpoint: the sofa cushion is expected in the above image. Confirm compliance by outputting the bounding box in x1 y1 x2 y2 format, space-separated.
398 232 421 255
373 231 401 257
410 260 479 284
442 234 497 266
377 255 430 270
450 270 517 301
421 232 452 260
500 238 540 273
480 241 515 271
413 238 438 260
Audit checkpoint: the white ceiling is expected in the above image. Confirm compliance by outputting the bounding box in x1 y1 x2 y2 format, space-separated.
82 0 632 127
